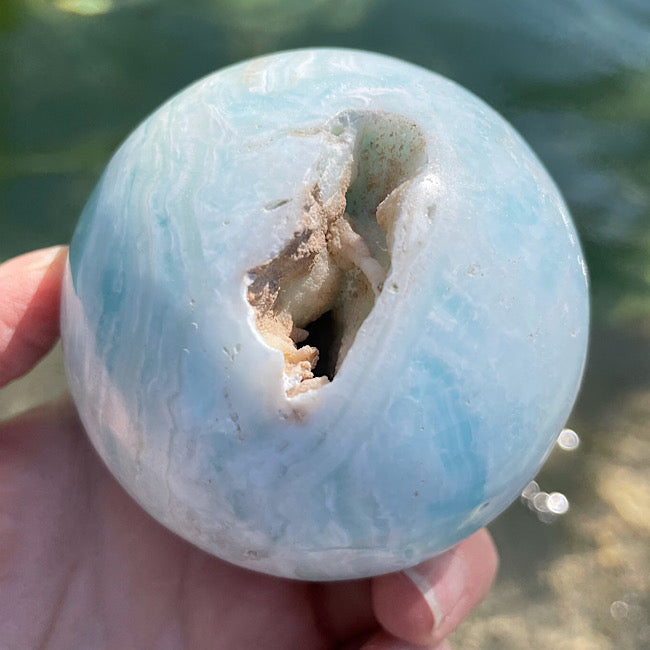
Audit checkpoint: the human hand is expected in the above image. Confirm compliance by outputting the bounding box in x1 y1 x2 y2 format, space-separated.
0 246 498 650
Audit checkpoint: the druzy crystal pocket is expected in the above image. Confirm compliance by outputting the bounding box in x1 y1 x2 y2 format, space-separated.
61 49 589 580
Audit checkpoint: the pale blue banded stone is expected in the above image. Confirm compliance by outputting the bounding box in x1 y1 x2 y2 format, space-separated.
61 49 589 580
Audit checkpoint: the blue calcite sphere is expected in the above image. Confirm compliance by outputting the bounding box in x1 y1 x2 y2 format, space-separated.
61 49 589 580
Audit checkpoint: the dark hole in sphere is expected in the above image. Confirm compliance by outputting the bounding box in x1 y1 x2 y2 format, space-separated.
302 310 337 381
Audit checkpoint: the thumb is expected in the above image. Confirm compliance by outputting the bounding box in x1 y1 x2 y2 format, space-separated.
0 246 68 389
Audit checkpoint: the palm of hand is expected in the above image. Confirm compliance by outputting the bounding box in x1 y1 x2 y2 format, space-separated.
0 248 497 650
1 398 379 649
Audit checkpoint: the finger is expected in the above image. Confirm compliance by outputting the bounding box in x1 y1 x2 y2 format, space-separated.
0 246 68 388
311 579 376 643
372 528 497 646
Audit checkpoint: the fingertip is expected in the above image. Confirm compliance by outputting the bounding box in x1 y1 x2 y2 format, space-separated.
372 569 435 643
457 528 499 616
0 246 68 388
463 527 499 590
372 529 498 646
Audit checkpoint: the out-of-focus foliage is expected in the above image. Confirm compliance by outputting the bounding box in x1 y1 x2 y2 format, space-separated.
1 0 650 328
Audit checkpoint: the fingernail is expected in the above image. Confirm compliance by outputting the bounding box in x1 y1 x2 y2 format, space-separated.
403 549 468 632
27 245 66 271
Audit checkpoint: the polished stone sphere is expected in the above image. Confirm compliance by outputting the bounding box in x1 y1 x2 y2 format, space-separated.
61 48 589 580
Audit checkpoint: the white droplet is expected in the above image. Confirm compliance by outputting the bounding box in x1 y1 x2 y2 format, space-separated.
520 480 539 503
547 492 570 515
610 600 629 621
532 491 550 512
557 428 580 450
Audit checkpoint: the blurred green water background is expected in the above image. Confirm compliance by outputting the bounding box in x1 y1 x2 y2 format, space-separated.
1 0 650 647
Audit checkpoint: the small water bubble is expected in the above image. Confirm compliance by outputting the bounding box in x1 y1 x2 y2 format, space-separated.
531 491 560 523
532 491 550 512
547 492 569 515
557 428 580 450
610 600 629 621
520 480 540 504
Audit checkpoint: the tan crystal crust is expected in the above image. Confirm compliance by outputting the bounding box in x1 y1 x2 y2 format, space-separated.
246 111 426 397
247 182 386 397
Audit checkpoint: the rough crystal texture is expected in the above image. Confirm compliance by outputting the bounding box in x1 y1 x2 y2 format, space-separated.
61 49 589 580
